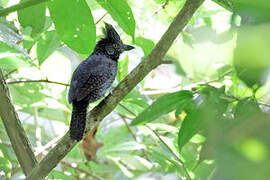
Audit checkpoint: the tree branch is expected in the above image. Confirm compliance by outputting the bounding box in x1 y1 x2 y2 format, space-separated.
7 79 69 86
26 0 205 179
0 0 50 17
0 69 37 175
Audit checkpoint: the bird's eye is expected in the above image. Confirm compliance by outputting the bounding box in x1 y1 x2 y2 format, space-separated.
106 46 115 55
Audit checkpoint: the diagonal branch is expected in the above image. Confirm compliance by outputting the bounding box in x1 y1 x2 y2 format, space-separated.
26 0 205 179
0 69 38 175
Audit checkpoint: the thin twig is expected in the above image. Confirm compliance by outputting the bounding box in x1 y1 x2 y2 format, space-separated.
258 102 270 108
119 114 137 140
118 104 150 160
95 12 108 25
152 0 169 15
145 124 192 180
61 161 105 180
7 79 69 86
34 135 63 157
203 71 232 84
34 108 42 148
0 0 50 17
118 102 137 116
4 69 17 79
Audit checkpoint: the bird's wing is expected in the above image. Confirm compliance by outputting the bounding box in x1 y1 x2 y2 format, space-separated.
68 55 115 103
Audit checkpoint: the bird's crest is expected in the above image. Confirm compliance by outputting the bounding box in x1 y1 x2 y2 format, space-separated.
103 23 121 43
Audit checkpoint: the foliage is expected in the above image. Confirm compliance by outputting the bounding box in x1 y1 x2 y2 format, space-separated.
0 0 270 179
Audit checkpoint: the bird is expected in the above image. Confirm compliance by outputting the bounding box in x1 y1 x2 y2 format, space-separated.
68 23 134 141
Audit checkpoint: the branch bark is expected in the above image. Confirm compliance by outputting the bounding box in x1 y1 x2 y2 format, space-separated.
0 69 37 175
0 0 50 17
26 0 205 179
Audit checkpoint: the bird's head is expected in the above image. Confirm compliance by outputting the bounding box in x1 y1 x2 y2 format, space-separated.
95 23 134 60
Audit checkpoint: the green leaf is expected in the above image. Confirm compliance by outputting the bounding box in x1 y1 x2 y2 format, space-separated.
48 0 96 54
37 30 61 65
131 90 194 126
178 107 202 150
48 170 70 179
178 86 230 150
234 98 260 120
115 154 153 171
96 0 135 39
0 157 11 173
117 55 128 81
233 24 270 89
0 41 20 53
181 32 194 48
107 155 134 178
9 83 46 107
0 56 30 70
17 0 46 35
135 36 155 56
103 141 145 153
233 0 270 23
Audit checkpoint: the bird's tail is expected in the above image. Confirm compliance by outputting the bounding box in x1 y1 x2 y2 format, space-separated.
70 100 89 141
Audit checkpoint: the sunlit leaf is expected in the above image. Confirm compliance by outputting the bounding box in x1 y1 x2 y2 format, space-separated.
178 86 230 150
234 24 270 89
135 36 155 56
96 0 135 39
17 0 46 35
48 0 96 54
9 83 47 107
37 30 61 65
131 90 194 126
117 55 128 81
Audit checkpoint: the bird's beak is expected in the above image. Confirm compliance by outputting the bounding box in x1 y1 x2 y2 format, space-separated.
122 44 134 51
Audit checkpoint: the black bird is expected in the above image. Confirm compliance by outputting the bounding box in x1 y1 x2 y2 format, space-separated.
68 23 134 141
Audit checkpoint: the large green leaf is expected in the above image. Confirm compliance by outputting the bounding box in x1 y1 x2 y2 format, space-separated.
135 36 155 56
131 90 194 126
96 0 135 39
178 86 230 151
48 0 96 54
233 0 270 23
234 24 270 90
17 0 46 35
37 30 61 65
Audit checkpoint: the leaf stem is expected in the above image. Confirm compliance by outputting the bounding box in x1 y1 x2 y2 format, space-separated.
61 161 105 180
146 124 192 180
